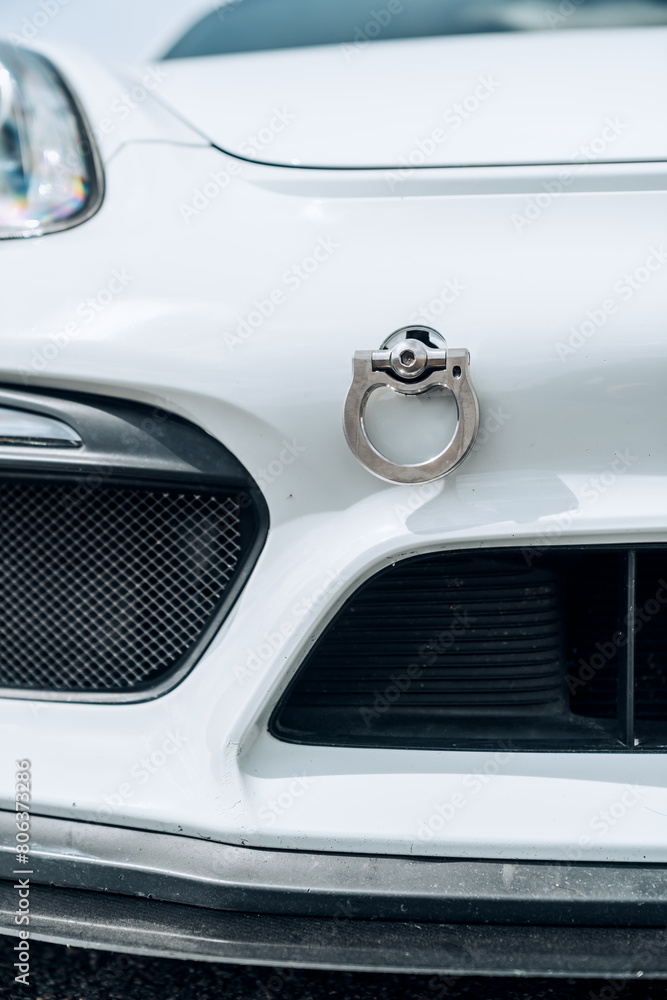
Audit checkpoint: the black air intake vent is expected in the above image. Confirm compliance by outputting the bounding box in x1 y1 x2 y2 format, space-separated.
272 548 667 751
283 556 566 712
0 386 267 700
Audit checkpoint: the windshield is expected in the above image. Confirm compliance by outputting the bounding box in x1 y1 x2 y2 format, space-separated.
165 0 667 59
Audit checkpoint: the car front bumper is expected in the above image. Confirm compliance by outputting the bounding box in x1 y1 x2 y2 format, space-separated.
2 812 667 976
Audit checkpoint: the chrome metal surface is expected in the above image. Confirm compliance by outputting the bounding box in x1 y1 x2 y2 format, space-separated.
343 327 480 484
0 407 82 448
371 339 435 379
391 342 423 377
379 324 447 352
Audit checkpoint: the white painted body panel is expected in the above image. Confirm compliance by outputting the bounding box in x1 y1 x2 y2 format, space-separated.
1 37 667 862
157 28 667 167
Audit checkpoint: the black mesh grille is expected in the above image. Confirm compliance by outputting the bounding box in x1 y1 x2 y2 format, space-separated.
0 481 243 692
272 548 667 750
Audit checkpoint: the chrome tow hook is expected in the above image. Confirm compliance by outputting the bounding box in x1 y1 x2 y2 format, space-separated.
343 326 480 485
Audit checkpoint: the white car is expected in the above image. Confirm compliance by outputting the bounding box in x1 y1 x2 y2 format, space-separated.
1 0 667 981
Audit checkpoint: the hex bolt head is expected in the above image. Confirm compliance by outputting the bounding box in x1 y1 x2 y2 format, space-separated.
389 339 428 379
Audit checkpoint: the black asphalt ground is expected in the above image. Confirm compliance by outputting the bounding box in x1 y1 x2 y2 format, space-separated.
0 938 665 1000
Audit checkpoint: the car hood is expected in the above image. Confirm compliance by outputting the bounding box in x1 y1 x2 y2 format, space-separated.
157 26 667 169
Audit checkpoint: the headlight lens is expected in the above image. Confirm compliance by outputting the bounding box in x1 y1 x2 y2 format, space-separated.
0 42 103 238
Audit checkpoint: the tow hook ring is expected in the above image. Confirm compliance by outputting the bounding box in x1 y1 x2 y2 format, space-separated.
343 326 480 485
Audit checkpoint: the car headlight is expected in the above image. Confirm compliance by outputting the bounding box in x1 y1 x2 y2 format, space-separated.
0 42 103 239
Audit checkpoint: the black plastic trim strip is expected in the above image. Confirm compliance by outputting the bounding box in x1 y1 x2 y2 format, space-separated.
0 385 250 484
2 880 667 976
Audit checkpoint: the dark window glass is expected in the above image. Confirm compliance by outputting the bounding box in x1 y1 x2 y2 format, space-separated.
165 0 667 60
